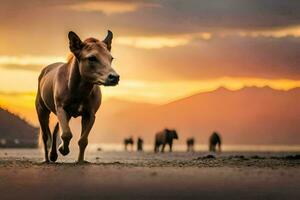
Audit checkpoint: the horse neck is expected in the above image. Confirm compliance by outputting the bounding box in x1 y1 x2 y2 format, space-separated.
67 56 94 96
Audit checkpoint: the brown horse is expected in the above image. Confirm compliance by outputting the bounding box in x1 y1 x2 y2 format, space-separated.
124 137 134 151
154 129 178 153
35 30 119 163
209 132 222 152
186 137 195 152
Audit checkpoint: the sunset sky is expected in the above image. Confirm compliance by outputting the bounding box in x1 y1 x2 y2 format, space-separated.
1 0 300 122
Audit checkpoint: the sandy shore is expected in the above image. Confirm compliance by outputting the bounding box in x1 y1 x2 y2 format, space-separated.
0 152 299 200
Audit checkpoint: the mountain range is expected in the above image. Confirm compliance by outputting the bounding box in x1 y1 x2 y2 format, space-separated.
78 86 300 145
0 107 38 147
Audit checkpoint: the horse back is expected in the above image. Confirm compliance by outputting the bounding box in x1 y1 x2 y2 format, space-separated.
38 63 63 83
37 62 65 113
155 131 166 143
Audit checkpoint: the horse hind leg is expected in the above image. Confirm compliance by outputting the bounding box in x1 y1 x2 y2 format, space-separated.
36 106 51 163
49 123 59 162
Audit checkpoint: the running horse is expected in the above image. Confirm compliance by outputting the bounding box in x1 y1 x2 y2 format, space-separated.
35 30 119 163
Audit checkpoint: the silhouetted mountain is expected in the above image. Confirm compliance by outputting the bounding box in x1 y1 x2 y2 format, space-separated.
87 87 300 145
0 107 38 148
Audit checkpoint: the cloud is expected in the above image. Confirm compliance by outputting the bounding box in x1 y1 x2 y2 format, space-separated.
0 91 35 96
0 55 66 71
1 0 300 81
2 0 300 38
2 35 300 81
113 35 300 80
64 1 160 15
222 26 300 38
115 33 212 49
2 0 300 56
102 0 300 36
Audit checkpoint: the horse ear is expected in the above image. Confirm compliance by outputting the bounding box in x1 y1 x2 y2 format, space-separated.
103 30 113 51
68 31 83 56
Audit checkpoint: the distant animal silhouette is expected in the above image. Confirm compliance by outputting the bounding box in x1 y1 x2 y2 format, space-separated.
124 137 134 151
35 30 119 163
209 132 222 152
186 137 195 152
154 129 178 153
137 137 144 151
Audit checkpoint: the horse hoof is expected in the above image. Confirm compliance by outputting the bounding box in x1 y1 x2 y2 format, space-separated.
58 145 70 156
41 160 50 164
50 152 58 162
76 160 90 165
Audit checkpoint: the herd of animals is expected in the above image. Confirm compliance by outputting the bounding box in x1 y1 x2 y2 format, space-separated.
124 129 222 153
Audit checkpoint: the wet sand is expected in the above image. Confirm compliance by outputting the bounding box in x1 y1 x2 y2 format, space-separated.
0 151 299 200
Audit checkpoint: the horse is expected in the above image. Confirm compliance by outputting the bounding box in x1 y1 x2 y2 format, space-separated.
35 30 119 163
186 137 195 152
124 137 134 151
154 129 178 153
137 137 144 151
209 132 222 152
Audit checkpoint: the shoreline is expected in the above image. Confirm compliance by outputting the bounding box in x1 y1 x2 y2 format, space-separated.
0 152 299 199
0 154 299 168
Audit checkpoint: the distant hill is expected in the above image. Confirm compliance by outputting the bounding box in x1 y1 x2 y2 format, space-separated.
0 107 38 148
85 87 300 145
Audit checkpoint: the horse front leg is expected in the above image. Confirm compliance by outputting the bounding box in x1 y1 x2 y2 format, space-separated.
78 114 95 163
169 142 173 152
49 123 59 162
161 144 166 153
57 107 72 156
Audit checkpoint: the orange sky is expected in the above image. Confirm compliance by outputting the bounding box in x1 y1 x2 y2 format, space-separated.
1 0 300 123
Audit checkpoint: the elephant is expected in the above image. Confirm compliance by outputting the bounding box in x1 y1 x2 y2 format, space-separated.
186 137 195 152
209 132 222 152
154 129 178 153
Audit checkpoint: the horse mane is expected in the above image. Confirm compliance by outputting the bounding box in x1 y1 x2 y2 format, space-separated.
67 53 74 64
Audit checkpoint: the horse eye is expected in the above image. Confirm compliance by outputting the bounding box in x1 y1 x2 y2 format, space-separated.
111 57 114 62
88 56 97 62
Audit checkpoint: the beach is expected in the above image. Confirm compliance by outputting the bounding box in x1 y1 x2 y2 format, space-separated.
0 148 299 200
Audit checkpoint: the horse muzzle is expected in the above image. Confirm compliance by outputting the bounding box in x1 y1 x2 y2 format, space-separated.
104 73 120 86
